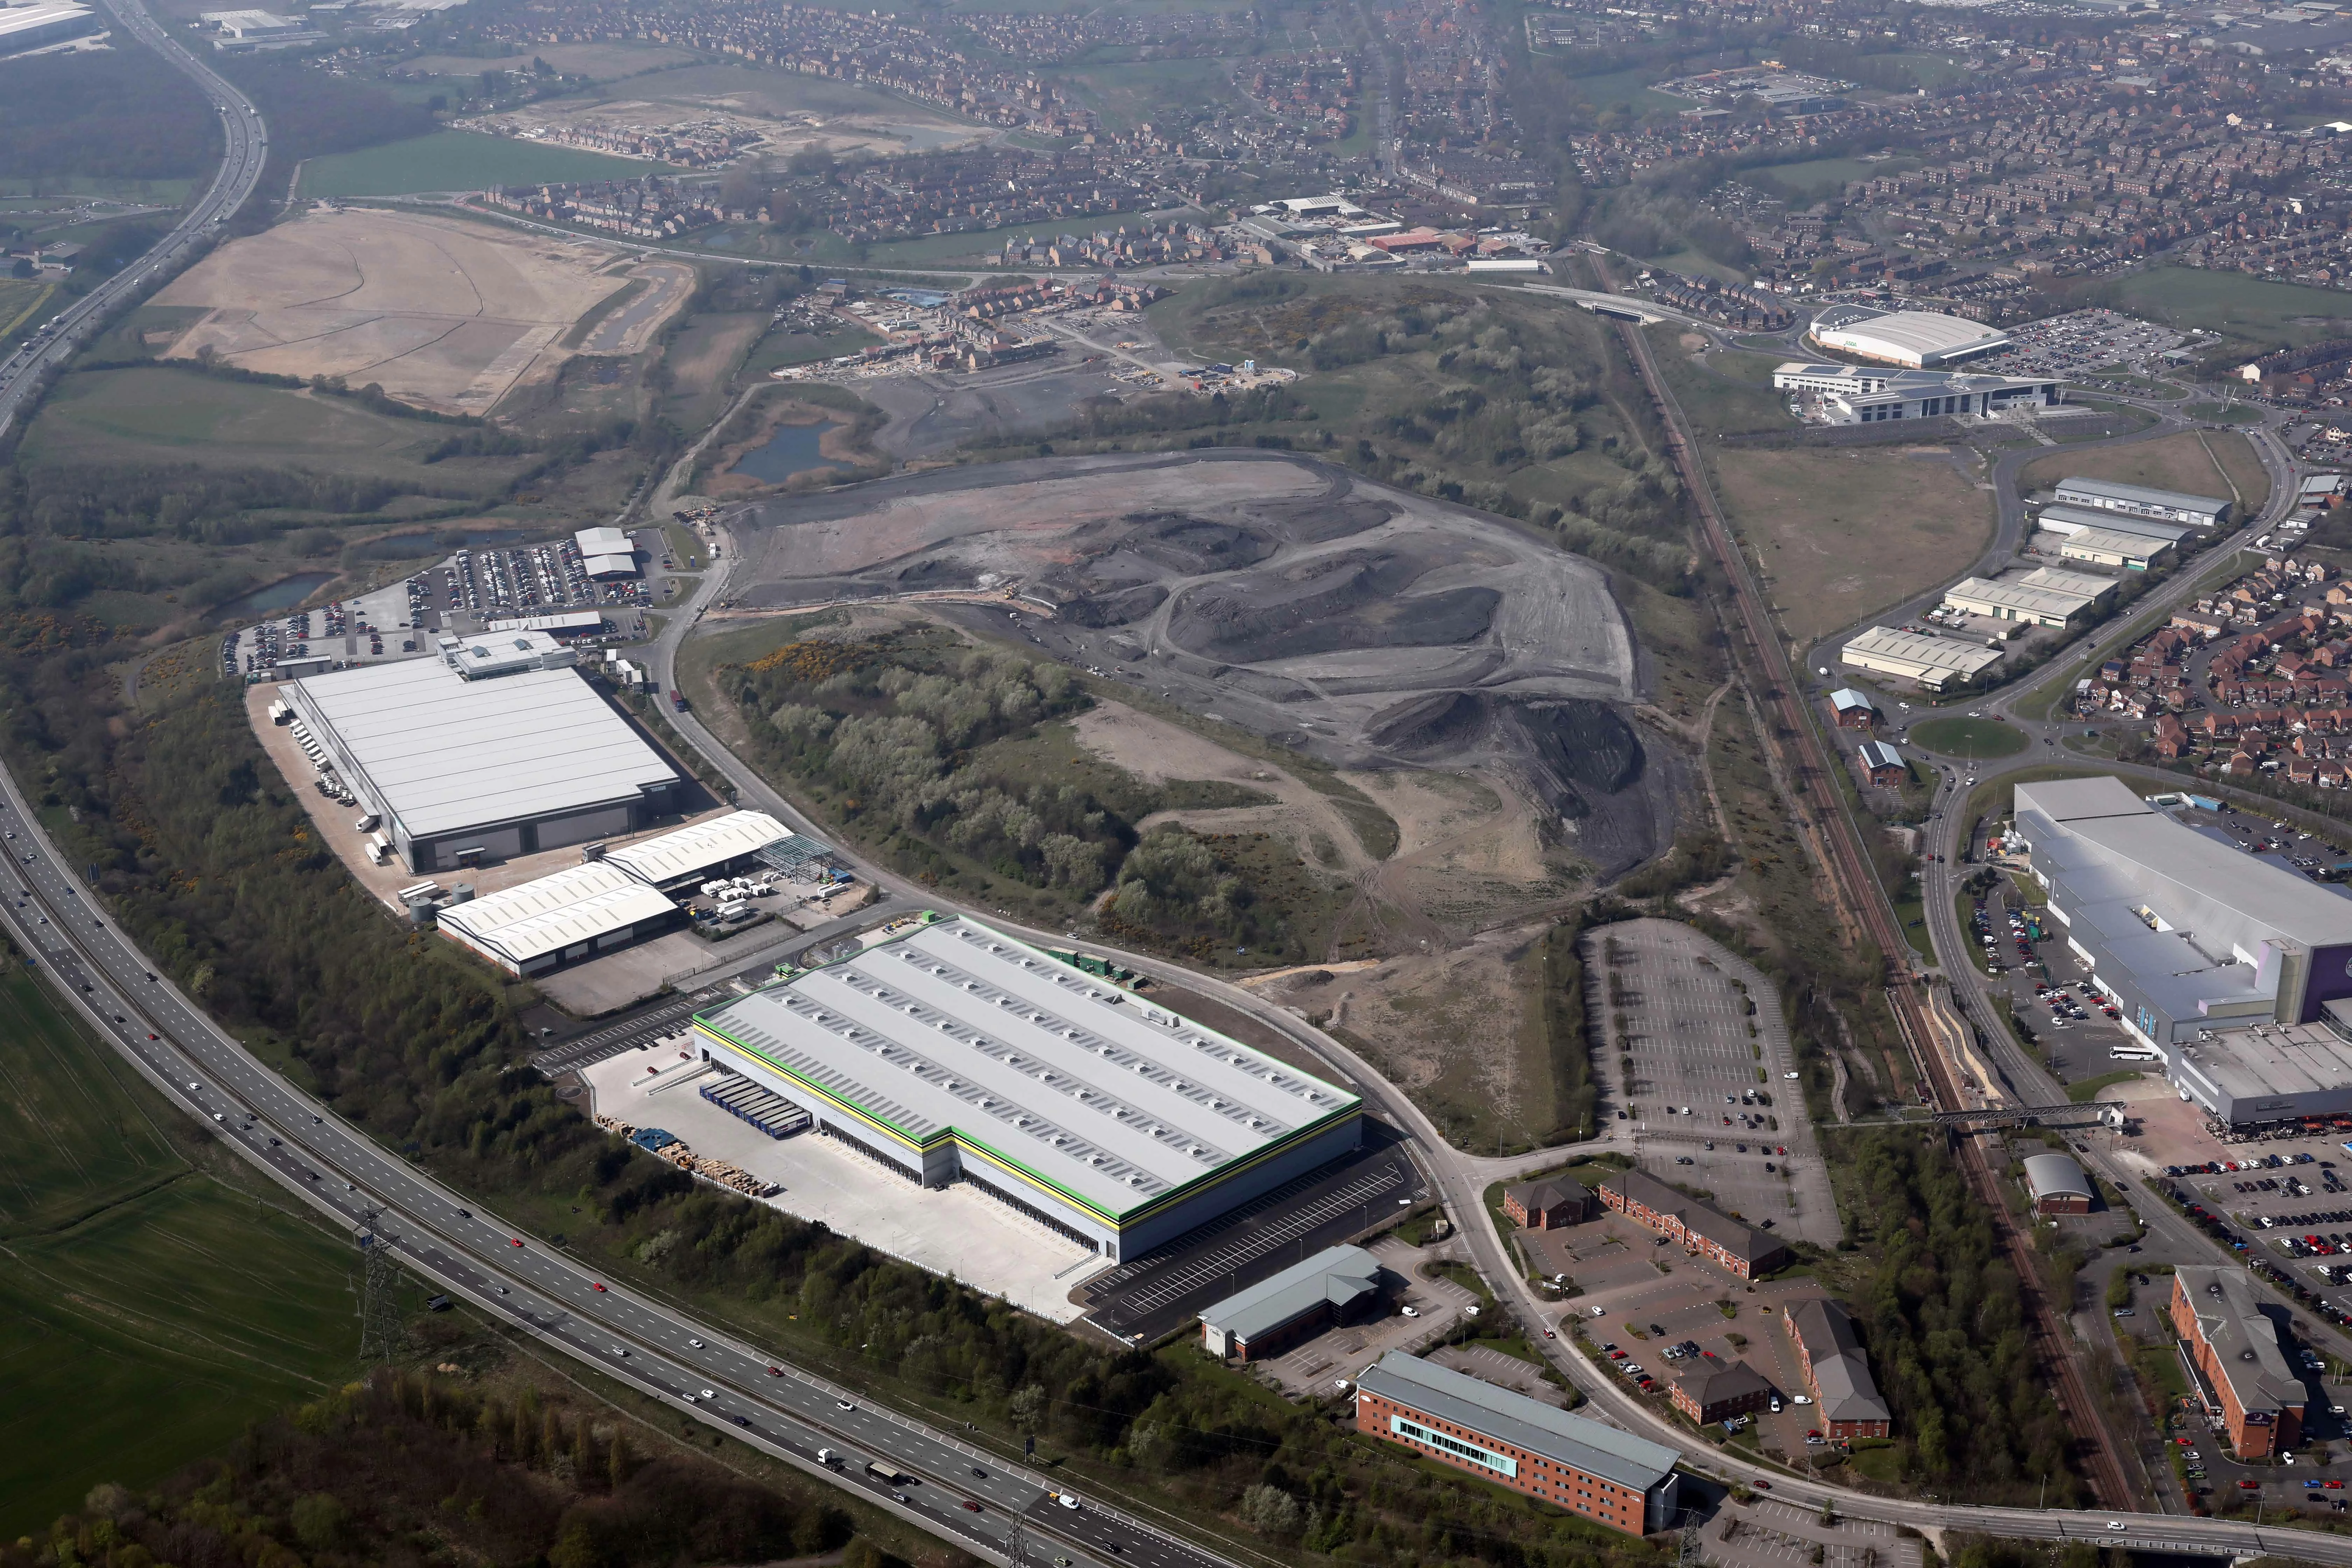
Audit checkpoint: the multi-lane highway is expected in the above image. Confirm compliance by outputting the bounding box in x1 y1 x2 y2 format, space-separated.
0 0 267 442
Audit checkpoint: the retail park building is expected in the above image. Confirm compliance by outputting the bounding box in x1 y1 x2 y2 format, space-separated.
688 915 1365 1260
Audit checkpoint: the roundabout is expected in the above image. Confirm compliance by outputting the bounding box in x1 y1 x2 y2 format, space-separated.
1906 714 2030 760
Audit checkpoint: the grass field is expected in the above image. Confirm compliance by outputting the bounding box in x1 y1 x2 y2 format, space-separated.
403 41 700 81
2107 267 2352 357
296 131 656 197
0 970 369 1533
1745 154 1921 199
1714 445 1994 645
22 366 529 493
1652 338 1792 434
2020 428 2267 517
1561 65 1687 113
1907 716 2028 759
2185 402 2262 423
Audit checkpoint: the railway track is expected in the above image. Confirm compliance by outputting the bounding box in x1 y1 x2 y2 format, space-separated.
1608 307 2140 1510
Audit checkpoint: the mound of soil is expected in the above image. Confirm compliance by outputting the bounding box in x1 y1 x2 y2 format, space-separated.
1124 512 1278 574
1060 583 1169 627
1252 493 1397 544
1168 549 1500 662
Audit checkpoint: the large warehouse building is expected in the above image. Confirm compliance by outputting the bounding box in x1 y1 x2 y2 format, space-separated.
2012 776 2352 1123
1942 566 2115 627
2033 504 2198 548
282 633 679 871
1806 307 2010 369
688 915 1366 1259
1840 625 2001 691
2052 477 2231 528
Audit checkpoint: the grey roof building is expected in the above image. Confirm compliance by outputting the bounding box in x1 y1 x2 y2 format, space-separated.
1787 1299 1892 1434
1355 1351 1682 1532
2010 776 2352 1123
2022 1152 2094 1211
2032 504 2198 546
2052 476 2231 527
1198 1244 1382 1359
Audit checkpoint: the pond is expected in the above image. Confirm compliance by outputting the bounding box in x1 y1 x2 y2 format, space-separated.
219 572 335 617
732 420 840 484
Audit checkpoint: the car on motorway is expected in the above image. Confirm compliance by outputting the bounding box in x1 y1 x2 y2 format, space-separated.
1056 1494 1080 1511
962 1501 983 1513
591 1282 606 1292
838 1399 855 1411
690 1338 704 1348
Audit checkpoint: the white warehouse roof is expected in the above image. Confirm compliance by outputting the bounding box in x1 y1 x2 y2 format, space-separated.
285 658 677 842
575 525 633 555
1841 625 2002 687
583 552 639 579
603 810 789 888
693 916 1362 1222
1809 308 2008 368
436 861 676 967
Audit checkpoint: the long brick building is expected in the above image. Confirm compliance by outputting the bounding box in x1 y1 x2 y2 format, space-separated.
2171 1267 2306 1458
1598 1168 1789 1280
1355 1352 1681 1535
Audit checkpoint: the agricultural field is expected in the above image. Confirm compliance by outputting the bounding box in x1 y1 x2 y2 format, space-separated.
2020 427 2267 517
2106 266 2352 360
1713 443 1996 646
151 207 677 416
294 130 656 197
21 366 531 493
0 970 370 1534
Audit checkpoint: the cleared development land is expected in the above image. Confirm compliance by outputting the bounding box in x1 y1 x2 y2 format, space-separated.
2021 427 2267 517
1713 445 1995 644
150 208 680 415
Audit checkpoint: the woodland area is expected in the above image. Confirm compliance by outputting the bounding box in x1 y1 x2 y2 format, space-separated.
0 50 216 184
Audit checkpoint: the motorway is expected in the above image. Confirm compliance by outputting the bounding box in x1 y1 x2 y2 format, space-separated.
0 0 267 442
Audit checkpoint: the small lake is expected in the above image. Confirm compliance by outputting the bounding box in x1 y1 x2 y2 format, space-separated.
220 572 335 617
732 421 839 484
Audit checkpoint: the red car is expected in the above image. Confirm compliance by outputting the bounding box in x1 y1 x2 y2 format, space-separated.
1752 1481 1771 1491
2329 1481 2345 1491
591 1282 607 1293
509 1238 524 1248
2240 1480 2262 1491
962 1501 983 1513
767 1366 783 1377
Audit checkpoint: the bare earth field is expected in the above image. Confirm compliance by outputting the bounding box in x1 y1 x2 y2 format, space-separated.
2021 427 2267 515
151 209 680 415
1713 444 1995 645
726 451 1677 876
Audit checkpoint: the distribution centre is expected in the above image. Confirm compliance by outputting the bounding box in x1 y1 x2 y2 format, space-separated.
1804 306 2010 368
2011 776 2352 1124
1840 625 2002 690
281 630 679 871
687 915 1366 1259
2051 476 2231 528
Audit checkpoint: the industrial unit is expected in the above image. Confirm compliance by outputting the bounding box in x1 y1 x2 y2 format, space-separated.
1805 307 2010 368
434 810 797 975
1198 1244 1383 1360
0 0 98 55
1772 361 2060 424
1941 566 2115 626
2031 504 2198 548
1355 1351 1681 1535
1840 626 2002 691
575 525 641 580
2055 526 2171 572
2022 1152 2094 1214
688 916 1366 1260
282 649 679 872
2170 1267 2306 1458
2011 776 2352 1123
2052 476 2231 528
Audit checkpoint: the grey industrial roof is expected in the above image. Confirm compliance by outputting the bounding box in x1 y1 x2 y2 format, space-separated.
2058 526 2172 560
1828 687 1875 713
1357 1352 1680 1491
2053 476 2230 515
2034 505 2196 544
2175 1018 2352 1105
692 917 1363 1220
2016 776 2352 954
286 658 678 842
2175 1266 2306 1415
2022 1152 2093 1203
1945 575 2098 620
1842 626 2003 681
1199 1244 1381 1345
1858 740 1905 771
1811 309 2008 360
603 810 788 888
435 861 676 965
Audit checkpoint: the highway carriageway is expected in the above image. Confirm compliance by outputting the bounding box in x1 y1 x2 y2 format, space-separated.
0 782 1232 1568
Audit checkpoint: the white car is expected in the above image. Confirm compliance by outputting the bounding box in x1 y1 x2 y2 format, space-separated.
1400 1306 1420 1319
1791 1395 1812 1405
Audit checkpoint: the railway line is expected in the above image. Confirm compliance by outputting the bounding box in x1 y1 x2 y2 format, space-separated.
1608 306 2142 1510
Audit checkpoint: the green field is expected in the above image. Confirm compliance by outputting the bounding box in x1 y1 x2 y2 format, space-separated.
2107 267 2352 356
1746 155 1921 199
296 131 656 198
1906 716 2029 760
23 366 527 492
1561 66 1688 114
0 971 371 1532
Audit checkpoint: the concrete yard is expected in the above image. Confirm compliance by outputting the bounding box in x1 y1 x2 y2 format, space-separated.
1587 919 1840 1247
582 1045 1108 1321
1699 1497 1924 1568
